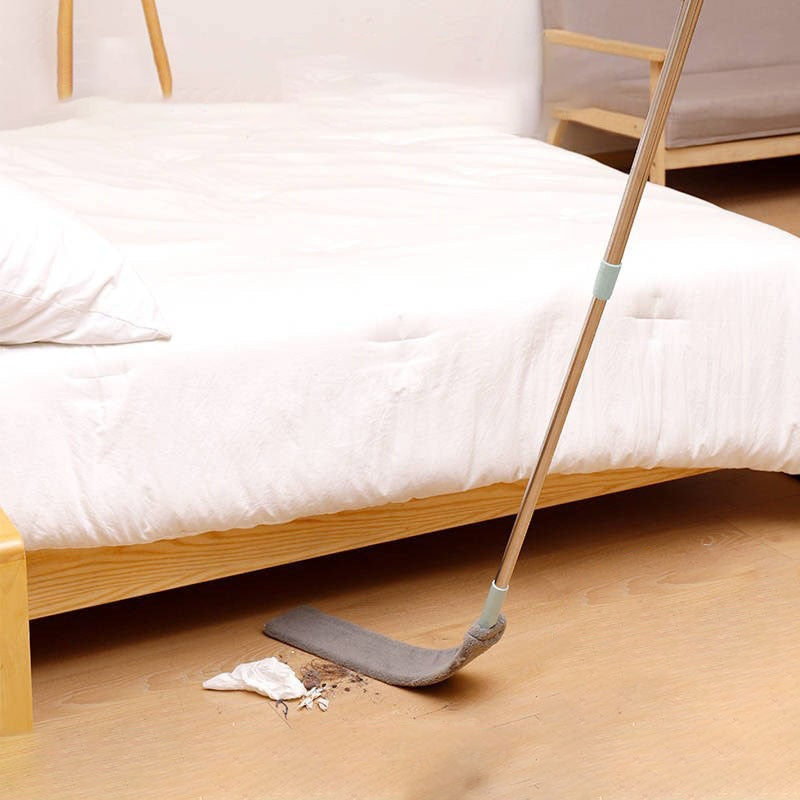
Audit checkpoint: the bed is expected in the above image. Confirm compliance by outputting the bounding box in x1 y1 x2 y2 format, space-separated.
2 81 799 732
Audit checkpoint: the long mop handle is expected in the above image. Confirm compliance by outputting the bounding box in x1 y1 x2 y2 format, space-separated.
480 0 704 627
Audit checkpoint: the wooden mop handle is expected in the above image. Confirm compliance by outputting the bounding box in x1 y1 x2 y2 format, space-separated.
479 0 705 626
603 0 705 265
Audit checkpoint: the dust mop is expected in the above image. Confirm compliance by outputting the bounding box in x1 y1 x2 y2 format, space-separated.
264 0 705 686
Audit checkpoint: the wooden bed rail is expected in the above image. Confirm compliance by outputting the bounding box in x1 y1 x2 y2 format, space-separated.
57 0 173 100
25 468 707 619
1 466 709 734
0 509 32 735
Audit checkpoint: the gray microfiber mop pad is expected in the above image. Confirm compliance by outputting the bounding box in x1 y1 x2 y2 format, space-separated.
263 605 506 687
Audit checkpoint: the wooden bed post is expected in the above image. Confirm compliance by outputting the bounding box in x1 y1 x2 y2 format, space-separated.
0 509 33 735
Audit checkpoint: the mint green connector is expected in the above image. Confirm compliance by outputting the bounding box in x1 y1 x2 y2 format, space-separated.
478 580 508 629
593 259 622 301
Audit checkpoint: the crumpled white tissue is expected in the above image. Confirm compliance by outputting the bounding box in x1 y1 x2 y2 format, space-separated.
203 657 307 701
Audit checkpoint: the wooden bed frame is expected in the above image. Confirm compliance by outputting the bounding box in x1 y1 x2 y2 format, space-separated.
0 0 713 739
0 465 708 734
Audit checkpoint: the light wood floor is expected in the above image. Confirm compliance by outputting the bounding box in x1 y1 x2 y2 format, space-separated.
2 469 800 799
2 159 799 798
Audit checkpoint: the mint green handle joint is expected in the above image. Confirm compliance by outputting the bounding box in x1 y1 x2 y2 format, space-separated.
478 580 508 629
593 260 622 301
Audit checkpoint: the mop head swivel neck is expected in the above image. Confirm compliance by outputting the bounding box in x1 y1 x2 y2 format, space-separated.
264 606 507 687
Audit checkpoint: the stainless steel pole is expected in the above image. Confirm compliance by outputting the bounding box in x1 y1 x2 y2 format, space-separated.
480 0 704 626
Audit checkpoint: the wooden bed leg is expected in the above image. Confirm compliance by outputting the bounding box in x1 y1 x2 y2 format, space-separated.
0 510 33 735
547 119 568 148
141 0 173 98
57 0 73 100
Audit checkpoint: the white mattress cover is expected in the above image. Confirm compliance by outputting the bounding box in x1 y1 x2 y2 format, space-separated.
1 87 798 550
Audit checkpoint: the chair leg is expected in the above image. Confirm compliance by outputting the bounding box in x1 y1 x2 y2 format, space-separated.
647 59 668 185
547 119 568 148
0 511 33 735
141 0 173 98
57 0 73 100
649 136 667 185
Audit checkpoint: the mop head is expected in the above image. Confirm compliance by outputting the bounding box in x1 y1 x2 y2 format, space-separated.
264 606 507 687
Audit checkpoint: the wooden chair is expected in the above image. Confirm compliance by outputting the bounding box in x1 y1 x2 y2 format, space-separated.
543 0 800 185
57 0 173 100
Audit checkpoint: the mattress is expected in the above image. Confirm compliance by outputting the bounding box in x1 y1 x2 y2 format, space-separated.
1 86 799 550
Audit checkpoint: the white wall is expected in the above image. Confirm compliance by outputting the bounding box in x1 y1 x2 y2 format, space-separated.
0 0 543 132
0 1 56 129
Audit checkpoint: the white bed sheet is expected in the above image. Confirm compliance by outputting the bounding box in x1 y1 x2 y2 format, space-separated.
1 87 798 550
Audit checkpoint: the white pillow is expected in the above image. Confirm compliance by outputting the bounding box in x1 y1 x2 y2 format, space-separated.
0 175 170 345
